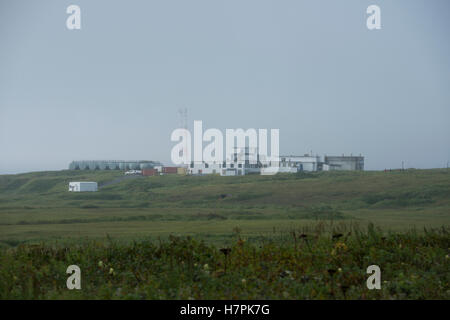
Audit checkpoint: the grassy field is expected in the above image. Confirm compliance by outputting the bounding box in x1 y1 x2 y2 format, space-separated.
0 169 449 299
0 169 449 246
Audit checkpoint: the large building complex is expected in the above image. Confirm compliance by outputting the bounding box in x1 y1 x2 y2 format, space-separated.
187 150 364 176
68 154 364 175
188 147 260 176
68 160 162 170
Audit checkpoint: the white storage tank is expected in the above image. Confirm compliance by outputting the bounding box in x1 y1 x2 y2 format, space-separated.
69 182 98 192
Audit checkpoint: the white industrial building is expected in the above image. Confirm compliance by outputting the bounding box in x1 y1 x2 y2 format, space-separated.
324 155 364 171
188 147 260 176
275 155 320 172
69 160 162 170
188 162 222 175
186 150 364 176
68 182 98 192
259 154 320 175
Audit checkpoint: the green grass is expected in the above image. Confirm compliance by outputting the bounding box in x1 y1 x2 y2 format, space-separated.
0 169 449 245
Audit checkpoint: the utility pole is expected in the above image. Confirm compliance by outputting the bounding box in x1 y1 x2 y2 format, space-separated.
177 107 188 166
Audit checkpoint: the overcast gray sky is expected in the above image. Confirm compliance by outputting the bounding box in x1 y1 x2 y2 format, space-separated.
1 0 449 173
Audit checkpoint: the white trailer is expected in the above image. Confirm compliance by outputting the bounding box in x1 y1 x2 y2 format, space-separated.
69 182 98 192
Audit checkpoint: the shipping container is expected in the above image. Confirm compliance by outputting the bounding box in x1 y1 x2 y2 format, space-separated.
177 167 187 175
142 169 157 176
162 167 178 174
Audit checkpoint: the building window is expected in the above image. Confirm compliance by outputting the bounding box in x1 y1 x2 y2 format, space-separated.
238 163 242 168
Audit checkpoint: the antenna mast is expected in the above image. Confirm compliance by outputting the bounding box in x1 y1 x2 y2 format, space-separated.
177 107 189 166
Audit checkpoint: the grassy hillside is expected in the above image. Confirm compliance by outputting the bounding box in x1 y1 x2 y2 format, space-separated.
0 169 449 246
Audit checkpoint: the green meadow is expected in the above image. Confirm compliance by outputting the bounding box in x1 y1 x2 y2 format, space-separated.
0 169 449 246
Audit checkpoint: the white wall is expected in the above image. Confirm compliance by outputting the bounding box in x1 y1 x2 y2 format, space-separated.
69 182 98 192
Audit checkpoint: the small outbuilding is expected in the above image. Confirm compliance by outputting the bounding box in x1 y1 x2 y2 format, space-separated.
69 182 98 192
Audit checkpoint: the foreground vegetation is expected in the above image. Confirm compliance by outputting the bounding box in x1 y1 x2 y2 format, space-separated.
0 223 448 299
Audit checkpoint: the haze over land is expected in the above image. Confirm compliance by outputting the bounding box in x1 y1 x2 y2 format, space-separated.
1 0 449 174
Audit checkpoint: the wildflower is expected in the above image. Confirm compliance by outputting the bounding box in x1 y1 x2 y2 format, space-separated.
446 254 449 259
338 268 342 273
109 267 114 275
203 264 209 270
335 242 348 250
241 279 246 284
98 261 103 268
